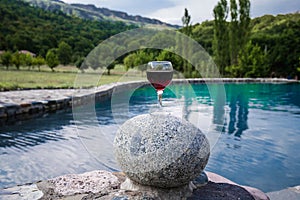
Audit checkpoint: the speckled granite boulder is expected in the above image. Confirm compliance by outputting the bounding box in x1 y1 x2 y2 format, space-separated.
113 113 210 188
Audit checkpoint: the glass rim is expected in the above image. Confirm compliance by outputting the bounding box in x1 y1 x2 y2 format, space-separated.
147 61 173 70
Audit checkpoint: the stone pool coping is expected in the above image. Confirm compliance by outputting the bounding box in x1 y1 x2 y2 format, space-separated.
0 170 271 200
0 78 298 123
2 169 299 199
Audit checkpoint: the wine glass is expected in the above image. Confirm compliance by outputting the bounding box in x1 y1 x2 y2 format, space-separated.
146 61 173 106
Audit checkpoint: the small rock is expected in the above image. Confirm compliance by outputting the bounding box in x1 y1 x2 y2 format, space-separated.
48 170 120 196
193 172 209 188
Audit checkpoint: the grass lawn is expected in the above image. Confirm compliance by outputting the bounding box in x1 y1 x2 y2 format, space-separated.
0 65 146 90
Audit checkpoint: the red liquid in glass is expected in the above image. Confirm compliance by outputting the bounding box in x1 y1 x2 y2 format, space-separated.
146 71 173 91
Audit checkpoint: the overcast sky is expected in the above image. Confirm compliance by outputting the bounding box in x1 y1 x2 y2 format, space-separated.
62 0 300 25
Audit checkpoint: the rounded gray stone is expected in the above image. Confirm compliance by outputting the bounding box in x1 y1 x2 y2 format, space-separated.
113 113 210 188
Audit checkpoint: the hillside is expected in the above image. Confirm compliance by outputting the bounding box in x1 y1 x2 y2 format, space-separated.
192 12 300 50
1 0 299 78
250 13 300 33
0 0 136 59
191 12 300 77
250 13 300 76
23 0 180 29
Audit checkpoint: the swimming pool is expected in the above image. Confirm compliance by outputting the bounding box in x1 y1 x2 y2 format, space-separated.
0 82 299 192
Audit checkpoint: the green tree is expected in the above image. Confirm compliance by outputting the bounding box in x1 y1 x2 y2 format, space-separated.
106 62 115 75
135 51 154 76
181 8 193 77
46 48 59 71
191 21 214 55
57 41 72 65
229 0 239 65
226 41 267 77
213 0 230 75
181 8 192 36
32 56 45 71
298 57 300 73
123 50 155 76
0 51 12 70
75 56 86 72
213 0 251 76
229 0 251 66
157 49 183 73
11 51 25 70
241 41 267 77
24 53 33 70
238 0 251 52
124 53 136 71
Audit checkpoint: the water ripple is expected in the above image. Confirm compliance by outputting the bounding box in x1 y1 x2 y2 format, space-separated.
0 83 299 192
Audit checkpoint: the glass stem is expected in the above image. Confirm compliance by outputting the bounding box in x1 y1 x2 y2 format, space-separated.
157 90 163 107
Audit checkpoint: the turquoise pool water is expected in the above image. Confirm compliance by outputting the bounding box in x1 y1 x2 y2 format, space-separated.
0 83 299 192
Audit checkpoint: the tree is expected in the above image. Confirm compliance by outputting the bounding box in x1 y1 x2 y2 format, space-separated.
57 41 72 65
123 50 154 76
157 49 183 73
11 51 25 70
229 0 251 66
298 57 300 73
180 8 195 77
238 0 251 52
75 56 86 72
106 64 114 75
124 53 136 71
32 56 45 71
136 51 154 76
131 50 154 76
181 8 192 36
0 51 12 70
240 41 267 77
191 21 214 55
213 0 251 76
226 41 267 77
46 48 59 71
229 0 239 65
24 53 33 70
213 0 230 75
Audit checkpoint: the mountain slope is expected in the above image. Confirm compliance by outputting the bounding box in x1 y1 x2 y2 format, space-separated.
23 0 180 29
0 0 136 58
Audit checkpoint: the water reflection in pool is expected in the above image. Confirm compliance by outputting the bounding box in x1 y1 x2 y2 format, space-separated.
0 83 299 192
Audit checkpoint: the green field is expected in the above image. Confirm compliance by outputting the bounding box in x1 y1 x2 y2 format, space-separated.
0 65 145 91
